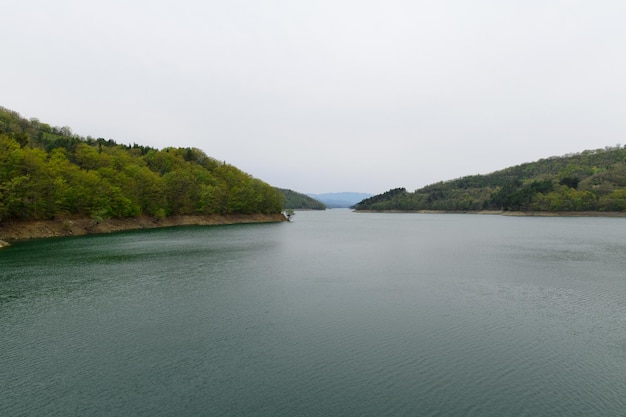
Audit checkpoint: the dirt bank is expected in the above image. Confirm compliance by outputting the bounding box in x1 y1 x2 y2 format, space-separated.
354 209 626 217
0 213 287 243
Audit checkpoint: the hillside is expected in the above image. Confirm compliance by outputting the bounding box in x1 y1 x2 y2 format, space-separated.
277 188 326 210
308 192 372 208
0 106 285 228
354 146 626 213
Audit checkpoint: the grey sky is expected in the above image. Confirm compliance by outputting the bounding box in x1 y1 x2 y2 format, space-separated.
3 1 626 194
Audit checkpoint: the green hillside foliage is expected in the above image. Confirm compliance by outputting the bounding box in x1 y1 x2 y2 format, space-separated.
277 188 326 210
0 107 284 222
355 146 626 212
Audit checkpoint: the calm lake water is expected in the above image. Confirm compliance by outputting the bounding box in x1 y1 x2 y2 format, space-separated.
1 210 625 416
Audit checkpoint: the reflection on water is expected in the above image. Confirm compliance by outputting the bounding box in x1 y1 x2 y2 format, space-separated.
1 212 625 416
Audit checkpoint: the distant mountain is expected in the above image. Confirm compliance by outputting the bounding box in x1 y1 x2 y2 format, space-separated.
277 188 326 210
308 192 372 208
354 146 626 213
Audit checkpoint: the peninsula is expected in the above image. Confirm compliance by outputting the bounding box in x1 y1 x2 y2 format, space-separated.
0 106 286 243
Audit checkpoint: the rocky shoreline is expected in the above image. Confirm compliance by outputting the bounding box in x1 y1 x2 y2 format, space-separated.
0 213 287 245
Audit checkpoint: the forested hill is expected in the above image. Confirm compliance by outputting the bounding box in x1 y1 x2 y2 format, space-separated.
277 188 326 210
0 106 284 222
355 146 626 213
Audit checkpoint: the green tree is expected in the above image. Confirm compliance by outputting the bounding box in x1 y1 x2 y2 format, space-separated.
1 107 285 224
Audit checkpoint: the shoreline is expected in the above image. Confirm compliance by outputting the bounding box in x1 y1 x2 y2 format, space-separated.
0 213 287 244
353 209 626 217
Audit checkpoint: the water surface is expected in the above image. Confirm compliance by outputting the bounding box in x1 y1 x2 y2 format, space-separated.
1 210 625 416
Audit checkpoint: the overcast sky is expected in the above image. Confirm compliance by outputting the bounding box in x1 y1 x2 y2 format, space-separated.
3 1 626 194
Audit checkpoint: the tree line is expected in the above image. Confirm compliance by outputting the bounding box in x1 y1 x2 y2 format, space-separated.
0 107 284 222
277 188 326 210
355 146 626 212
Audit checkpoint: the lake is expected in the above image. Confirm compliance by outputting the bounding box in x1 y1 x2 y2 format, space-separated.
1 210 625 416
